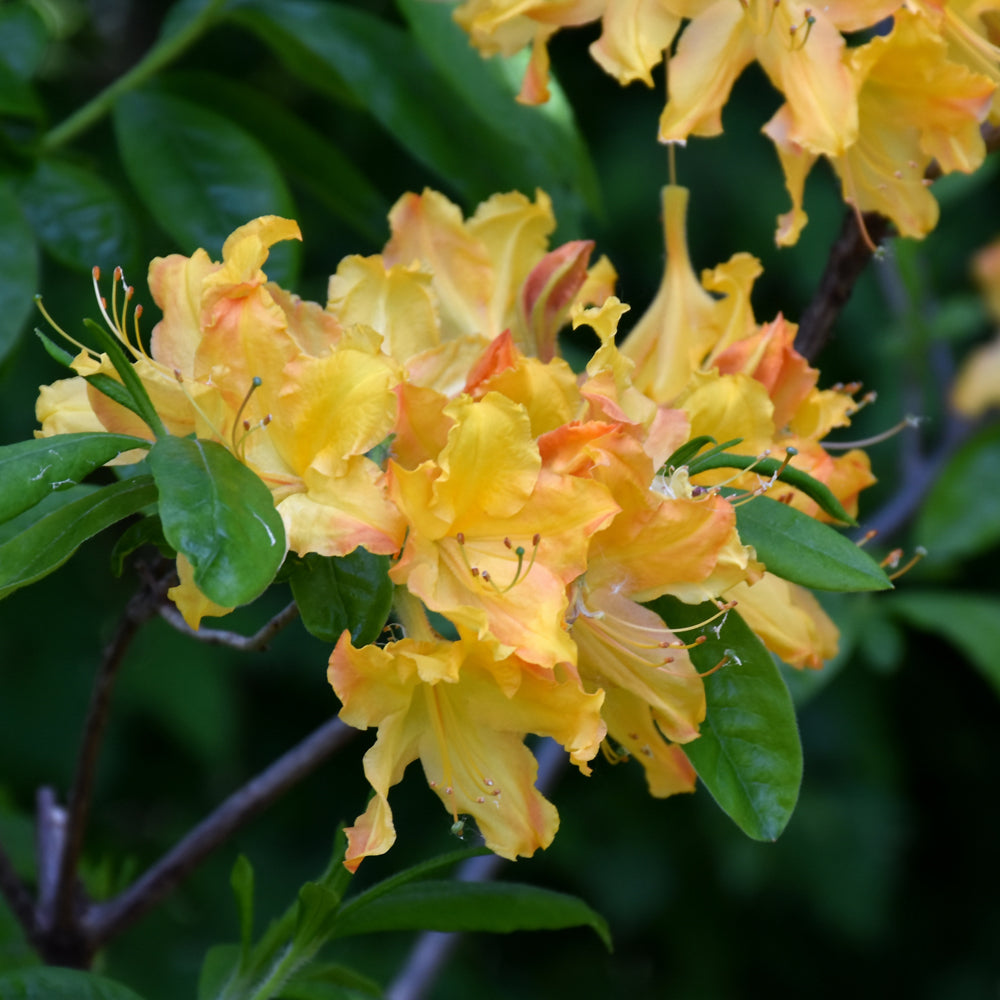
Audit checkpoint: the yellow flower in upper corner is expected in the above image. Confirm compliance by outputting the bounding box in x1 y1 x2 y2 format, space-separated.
328 625 605 871
452 0 682 104
765 9 995 243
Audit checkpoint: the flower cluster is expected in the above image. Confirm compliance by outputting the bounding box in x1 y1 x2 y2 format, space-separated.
451 0 1000 242
36 188 873 869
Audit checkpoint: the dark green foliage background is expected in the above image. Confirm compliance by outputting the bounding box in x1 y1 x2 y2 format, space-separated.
2 1 999 996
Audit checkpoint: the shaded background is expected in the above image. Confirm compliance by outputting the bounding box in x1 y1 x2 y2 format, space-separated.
2 0 1000 996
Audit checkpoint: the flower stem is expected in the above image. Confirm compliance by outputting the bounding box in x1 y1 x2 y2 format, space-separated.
41 0 228 152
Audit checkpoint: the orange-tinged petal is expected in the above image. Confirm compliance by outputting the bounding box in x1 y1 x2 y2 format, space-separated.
658 1 755 142
383 190 494 340
727 574 839 668
329 633 604 869
518 239 594 360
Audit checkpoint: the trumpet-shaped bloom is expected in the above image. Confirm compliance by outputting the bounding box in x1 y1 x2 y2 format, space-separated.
329 627 605 870
389 392 619 667
766 10 995 242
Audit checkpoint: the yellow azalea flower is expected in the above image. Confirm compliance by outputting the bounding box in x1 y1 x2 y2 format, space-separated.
36 219 406 625
725 573 839 668
766 10 995 242
388 392 619 668
328 189 612 390
907 0 1000 122
452 1 679 104
328 623 606 871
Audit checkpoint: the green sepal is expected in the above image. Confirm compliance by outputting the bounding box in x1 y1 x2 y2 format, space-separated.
148 436 285 608
0 432 151 524
0 476 157 600
666 436 743 472
288 549 393 646
35 328 76 367
648 597 803 841
734 495 892 592
81 318 166 438
689 451 856 524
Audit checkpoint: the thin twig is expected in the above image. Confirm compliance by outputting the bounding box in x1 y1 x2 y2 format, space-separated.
385 738 569 1000
50 567 172 939
33 787 66 935
84 716 357 949
159 600 300 651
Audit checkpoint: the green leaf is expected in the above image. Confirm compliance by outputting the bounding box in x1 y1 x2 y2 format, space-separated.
395 0 600 224
0 180 39 363
333 880 611 948
288 550 393 645
0 432 151 524
661 435 728 472
886 590 1000 699
36 328 75 367
734 496 892 592
0 2 49 79
109 514 172 576
231 855 255 970
0 477 156 600
231 0 522 201
915 423 1000 564
281 962 381 1000
113 89 299 286
81 319 166 438
650 597 803 841
18 159 136 272
198 945 241 1000
162 70 390 245
148 436 286 608
0 968 149 1000
691 452 856 524
0 59 42 118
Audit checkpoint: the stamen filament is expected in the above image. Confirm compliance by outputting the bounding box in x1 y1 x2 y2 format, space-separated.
888 546 926 580
824 414 921 450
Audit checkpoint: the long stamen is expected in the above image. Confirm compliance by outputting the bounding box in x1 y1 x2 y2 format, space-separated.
455 532 541 594
887 546 927 580
35 295 97 359
231 376 263 453
825 414 922 451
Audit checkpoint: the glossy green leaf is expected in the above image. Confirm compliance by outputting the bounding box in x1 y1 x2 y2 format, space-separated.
0 180 39 363
162 70 390 244
690 452 856 524
148 436 285 608
0 477 156 600
0 2 49 78
288 550 393 645
735 496 892 591
113 89 299 286
650 597 803 841
0 968 149 1000
0 432 150 524
35 328 75 367
281 962 381 999
232 0 520 201
333 880 611 948
886 590 1000 699
19 159 136 272
915 423 1000 564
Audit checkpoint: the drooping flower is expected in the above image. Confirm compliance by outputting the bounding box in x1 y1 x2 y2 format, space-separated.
329 601 606 870
765 9 995 243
